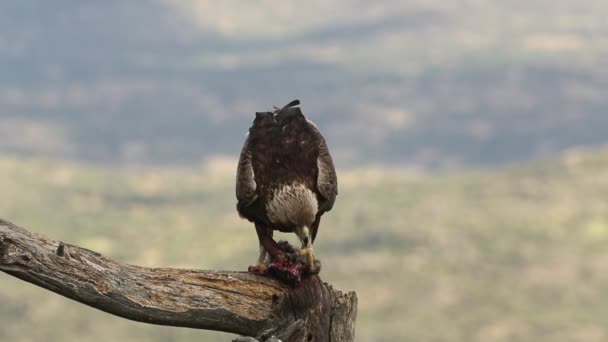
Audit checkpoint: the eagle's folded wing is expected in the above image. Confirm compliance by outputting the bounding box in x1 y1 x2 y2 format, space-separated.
309 121 338 210
317 142 337 202
236 134 258 208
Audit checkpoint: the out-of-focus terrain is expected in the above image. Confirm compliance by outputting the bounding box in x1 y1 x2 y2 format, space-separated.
1 1 607 167
2 148 608 341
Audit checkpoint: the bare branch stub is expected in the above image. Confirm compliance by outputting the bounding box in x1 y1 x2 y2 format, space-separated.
0 218 357 341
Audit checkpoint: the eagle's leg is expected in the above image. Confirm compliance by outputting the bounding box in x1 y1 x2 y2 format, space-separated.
303 247 316 271
249 224 283 273
248 242 269 273
257 223 286 255
257 242 269 265
298 243 320 275
296 224 321 275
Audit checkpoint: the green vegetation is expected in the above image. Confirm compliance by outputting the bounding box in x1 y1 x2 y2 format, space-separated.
2 148 608 341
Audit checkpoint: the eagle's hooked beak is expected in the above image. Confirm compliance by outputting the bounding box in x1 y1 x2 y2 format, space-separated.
296 225 311 248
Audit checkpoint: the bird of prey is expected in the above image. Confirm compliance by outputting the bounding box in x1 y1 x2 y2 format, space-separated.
236 100 337 275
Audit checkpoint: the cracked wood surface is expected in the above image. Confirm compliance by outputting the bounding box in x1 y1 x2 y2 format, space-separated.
0 218 357 341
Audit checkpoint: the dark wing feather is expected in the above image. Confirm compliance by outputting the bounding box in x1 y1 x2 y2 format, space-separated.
309 120 338 213
235 134 258 210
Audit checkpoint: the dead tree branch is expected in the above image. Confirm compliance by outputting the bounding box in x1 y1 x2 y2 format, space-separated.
0 218 357 342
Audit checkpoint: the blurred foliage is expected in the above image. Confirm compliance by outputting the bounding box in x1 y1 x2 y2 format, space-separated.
2 147 608 341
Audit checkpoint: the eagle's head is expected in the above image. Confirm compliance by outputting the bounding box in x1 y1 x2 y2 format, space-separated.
289 187 318 247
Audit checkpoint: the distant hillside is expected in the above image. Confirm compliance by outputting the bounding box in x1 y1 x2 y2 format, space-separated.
0 1 607 168
2 147 608 341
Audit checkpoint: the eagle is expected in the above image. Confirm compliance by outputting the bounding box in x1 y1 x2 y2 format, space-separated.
236 100 337 275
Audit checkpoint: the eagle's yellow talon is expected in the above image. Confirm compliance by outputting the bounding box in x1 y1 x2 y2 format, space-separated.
248 263 267 273
299 247 320 274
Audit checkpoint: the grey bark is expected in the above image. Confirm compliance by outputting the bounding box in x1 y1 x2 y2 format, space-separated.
0 218 357 342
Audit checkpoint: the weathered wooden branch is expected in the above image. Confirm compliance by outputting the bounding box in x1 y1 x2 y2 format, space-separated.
0 218 357 342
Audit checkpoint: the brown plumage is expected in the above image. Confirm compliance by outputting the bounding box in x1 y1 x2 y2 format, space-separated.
236 100 337 274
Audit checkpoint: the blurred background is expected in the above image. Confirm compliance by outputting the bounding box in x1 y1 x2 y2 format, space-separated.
1 1 608 341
